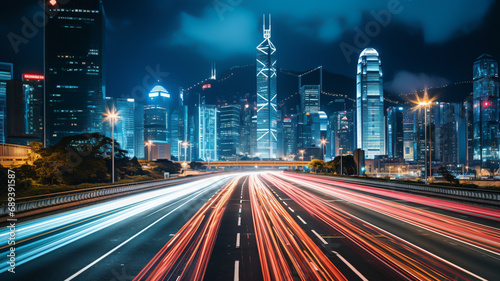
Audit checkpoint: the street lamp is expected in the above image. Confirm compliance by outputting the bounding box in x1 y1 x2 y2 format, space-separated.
182 141 189 162
321 138 327 160
413 92 436 184
103 107 120 183
177 140 182 161
339 147 343 175
145 140 153 161
299 150 305 161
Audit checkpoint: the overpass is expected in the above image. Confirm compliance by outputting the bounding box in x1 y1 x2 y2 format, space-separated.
199 161 309 169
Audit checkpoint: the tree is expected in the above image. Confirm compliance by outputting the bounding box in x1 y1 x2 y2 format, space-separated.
327 155 356 175
189 161 206 170
308 159 325 173
34 133 126 185
438 166 457 184
154 159 182 175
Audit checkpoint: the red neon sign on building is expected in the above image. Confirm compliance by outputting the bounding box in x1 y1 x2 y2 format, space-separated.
23 74 45 80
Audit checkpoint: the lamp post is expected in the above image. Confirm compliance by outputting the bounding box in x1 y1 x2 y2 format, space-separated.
414 92 435 185
300 149 305 161
182 142 189 162
103 107 120 183
321 138 327 160
178 140 182 161
145 140 153 161
339 147 343 175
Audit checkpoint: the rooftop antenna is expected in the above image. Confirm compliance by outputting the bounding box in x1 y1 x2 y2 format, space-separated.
263 14 271 39
210 62 217 80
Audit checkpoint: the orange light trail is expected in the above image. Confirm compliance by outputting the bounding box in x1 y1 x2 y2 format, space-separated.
263 173 489 281
278 173 500 254
248 175 347 281
133 176 240 281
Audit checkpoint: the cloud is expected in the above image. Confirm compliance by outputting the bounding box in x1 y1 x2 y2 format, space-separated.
169 0 494 59
170 7 259 59
386 71 450 94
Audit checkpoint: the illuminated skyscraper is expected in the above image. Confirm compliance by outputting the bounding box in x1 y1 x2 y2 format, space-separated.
472 54 499 164
219 103 241 160
144 85 170 142
387 107 404 159
196 96 218 161
45 0 105 146
356 48 386 159
256 14 277 159
0 62 13 143
116 98 136 158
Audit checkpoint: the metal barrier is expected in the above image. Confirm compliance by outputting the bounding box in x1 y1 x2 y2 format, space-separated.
0 178 183 216
315 175 500 205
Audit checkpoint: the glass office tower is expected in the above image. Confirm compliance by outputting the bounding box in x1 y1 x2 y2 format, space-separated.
0 63 13 143
356 48 386 159
472 54 499 164
219 103 241 160
256 14 277 159
144 85 170 142
45 0 104 146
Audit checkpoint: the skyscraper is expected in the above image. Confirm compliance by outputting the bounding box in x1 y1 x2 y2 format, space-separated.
0 62 13 143
356 48 386 159
330 110 356 158
256 14 278 159
387 107 404 160
472 54 499 165
300 85 320 115
116 98 136 158
144 85 170 142
45 0 105 146
197 96 218 161
22 74 45 142
170 105 188 160
282 114 297 157
219 103 241 160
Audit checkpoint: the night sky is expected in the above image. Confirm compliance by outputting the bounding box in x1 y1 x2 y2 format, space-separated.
1 0 499 98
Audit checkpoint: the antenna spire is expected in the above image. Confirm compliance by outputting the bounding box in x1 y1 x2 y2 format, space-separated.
263 14 271 39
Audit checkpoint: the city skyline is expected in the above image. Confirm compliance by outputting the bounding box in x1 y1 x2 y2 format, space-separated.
1 1 500 100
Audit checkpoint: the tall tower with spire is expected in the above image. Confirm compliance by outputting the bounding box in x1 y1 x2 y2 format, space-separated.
256 14 277 159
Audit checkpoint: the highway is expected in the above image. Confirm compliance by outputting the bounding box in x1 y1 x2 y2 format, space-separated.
1 172 499 280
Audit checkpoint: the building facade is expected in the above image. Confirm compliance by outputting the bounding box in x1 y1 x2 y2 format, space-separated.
256 15 278 159
219 103 241 160
356 48 386 159
472 54 499 166
0 63 13 143
387 107 404 160
144 85 170 143
45 0 105 146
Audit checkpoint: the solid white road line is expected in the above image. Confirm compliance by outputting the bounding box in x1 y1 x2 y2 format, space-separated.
234 260 240 281
297 216 307 225
311 230 328 244
236 233 240 248
332 251 369 281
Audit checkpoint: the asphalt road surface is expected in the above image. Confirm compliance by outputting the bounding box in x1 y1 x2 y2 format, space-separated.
1 171 499 281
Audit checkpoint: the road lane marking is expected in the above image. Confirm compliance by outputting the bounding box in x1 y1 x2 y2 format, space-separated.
239 208 242 213
238 217 241 226
332 251 368 281
236 233 240 248
311 230 328 244
234 260 240 281
288 207 294 213
297 216 307 225
64 189 211 281
283 201 288 206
